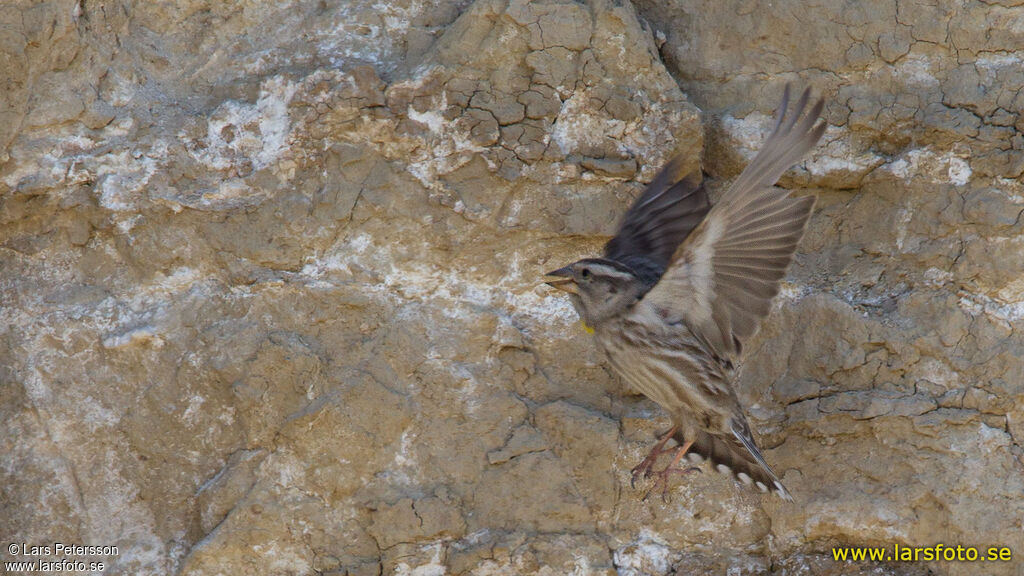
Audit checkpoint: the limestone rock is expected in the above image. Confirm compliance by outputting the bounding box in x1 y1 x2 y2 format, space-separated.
3 0 1023 575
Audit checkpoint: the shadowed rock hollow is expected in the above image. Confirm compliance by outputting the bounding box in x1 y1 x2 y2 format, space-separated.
2 1 1022 575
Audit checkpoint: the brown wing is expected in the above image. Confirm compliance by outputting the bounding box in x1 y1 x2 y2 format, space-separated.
603 155 710 288
643 85 825 359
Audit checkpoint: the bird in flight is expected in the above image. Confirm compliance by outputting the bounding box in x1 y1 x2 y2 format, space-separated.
545 85 826 501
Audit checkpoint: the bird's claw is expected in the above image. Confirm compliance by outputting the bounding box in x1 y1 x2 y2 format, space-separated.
632 437 698 501
630 426 679 489
630 443 674 489
630 457 655 489
641 466 702 502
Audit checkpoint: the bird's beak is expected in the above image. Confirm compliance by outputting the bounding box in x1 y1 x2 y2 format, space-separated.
544 266 578 294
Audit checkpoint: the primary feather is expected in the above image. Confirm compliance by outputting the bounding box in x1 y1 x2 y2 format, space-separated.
603 156 710 290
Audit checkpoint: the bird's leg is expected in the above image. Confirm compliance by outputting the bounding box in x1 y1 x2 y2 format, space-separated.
641 439 702 502
630 425 679 489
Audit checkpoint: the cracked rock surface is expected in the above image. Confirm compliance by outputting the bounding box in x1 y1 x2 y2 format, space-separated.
1 0 1022 575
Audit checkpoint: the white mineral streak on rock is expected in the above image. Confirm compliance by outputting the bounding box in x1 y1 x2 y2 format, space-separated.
297 231 577 331
614 530 673 576
186 75 298 172
552 90 628 155
804 126 885 182
723 114 883 187
882 147 972 186
896 53 940 87
402 88 490 189
394 542 446 576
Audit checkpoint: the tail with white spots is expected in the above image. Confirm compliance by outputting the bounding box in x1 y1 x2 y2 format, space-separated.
676 421 793 501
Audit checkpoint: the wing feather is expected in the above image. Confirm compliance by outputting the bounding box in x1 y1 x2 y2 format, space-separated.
603 155 711 287
643 85 825 358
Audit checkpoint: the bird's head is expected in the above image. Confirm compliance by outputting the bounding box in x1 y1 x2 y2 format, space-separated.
544 258 645 326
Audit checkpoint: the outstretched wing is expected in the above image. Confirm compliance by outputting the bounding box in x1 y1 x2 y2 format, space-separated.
643 85 826 359
603 155 710 288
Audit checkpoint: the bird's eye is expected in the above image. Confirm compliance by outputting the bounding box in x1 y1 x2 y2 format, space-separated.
580 268 591 279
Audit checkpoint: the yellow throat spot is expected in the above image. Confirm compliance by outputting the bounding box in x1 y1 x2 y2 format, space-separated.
581 321 594 334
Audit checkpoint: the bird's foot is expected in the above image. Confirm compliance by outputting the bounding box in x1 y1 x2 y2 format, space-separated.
630 446 674 488
630 426 679 489
634 439 697 502
641 463 702 503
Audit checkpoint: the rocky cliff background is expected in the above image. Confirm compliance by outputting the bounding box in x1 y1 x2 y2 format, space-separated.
2 1 1023 575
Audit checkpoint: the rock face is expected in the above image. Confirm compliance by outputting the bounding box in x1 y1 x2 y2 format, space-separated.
1 0 1022 575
